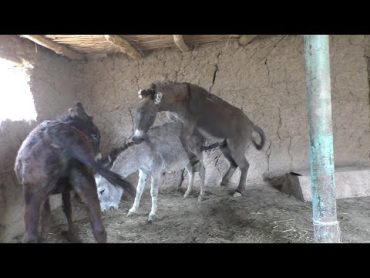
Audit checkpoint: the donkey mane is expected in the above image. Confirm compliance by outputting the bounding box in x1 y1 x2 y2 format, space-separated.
99 141 136 168
133 81 266 197
58 113 92 132
151 81 189 91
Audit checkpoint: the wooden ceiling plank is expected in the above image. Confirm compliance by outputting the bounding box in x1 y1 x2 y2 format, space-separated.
20 35 85 60
173 35 190 52
104 35 142 59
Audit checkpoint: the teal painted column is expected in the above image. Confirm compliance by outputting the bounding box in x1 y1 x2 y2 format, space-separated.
303 35 341 243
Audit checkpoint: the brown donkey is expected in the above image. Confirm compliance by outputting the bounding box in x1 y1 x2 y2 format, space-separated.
132 82 265 197
14 103 135 243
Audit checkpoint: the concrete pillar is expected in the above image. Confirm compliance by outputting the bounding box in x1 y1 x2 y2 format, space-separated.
303 35 341 243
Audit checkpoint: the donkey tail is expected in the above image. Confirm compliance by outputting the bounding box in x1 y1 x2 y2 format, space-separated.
70 152 136 198
98 141 135 168
252 124 266 151
200 142 222 151
47 124 136 198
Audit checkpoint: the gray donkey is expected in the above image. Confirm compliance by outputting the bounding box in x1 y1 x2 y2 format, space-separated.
132 82 266 197
96 121 218 221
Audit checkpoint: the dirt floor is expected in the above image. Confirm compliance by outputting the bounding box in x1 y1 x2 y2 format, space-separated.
11 183 370 243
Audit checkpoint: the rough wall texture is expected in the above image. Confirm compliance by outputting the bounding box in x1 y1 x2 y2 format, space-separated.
74 35 370 190
0 35 80 241
1 35 369 242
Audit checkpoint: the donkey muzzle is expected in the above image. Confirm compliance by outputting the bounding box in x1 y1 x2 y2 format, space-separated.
132 129 146 144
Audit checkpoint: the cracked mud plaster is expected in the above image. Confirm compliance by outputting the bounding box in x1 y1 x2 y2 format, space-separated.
2 35 370 241
0 36 80 241
75 35 370 188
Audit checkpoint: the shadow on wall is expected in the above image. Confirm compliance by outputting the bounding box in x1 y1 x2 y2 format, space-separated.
0 55 39 241
367 57 370 145
0 36 81 242
0 120 37 242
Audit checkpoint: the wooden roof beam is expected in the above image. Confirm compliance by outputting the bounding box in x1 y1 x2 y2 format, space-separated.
238 35 258 46
173 35 190 52
104 35 142 59
20 35 85 60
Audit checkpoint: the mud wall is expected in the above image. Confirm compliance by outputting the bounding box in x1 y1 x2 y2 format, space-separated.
1 35 369 242
0 35 80 242
74 35 370 189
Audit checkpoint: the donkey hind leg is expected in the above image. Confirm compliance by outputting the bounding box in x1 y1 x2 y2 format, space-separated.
179 123 202 174
40 198 51 242
177 168 186 189
183 163 195 199
127 170 149 217
179 129 208 200
198 162 206 202
183 138 206 201
226 138 249 197
220 144 238 186
70 168 107 243
148 172 160 222
61 190 81 243
23 184 52 243
185 151 206 202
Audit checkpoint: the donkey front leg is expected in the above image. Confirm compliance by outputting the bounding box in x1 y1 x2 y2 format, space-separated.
127 170 149 217
70 168 107 243
183 164 194 199
148 173 160 222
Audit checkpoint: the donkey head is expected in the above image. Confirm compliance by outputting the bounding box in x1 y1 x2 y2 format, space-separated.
67 102 101 154
96 175 124 212
132 85 163 144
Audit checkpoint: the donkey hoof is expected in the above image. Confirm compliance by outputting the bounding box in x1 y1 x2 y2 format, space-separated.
148 214 157 222
183 192 190 199
40 237 48 243
232 191 242 198
220 181 229 187
23 235 40 243
24 238 39 243
198 195 204 202
61 231 82 243
127 209 137 217
95 230 107 243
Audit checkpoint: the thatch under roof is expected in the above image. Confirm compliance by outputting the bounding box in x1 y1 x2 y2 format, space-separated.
19 35 256 61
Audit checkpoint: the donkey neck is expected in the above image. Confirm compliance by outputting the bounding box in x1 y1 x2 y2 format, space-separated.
111 142 153 177
156 84 189 113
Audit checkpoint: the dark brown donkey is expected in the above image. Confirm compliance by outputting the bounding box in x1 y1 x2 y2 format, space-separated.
14 103 135 243
132 82 266 197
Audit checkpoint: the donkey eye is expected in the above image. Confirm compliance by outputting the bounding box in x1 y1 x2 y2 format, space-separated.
91 134 98 140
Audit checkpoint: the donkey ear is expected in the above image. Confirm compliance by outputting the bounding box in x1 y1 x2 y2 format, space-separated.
138 89 156 99
154 91 163 105
75 102 90 117
71 102 92 120
138 89 143 99
68 107 78 117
